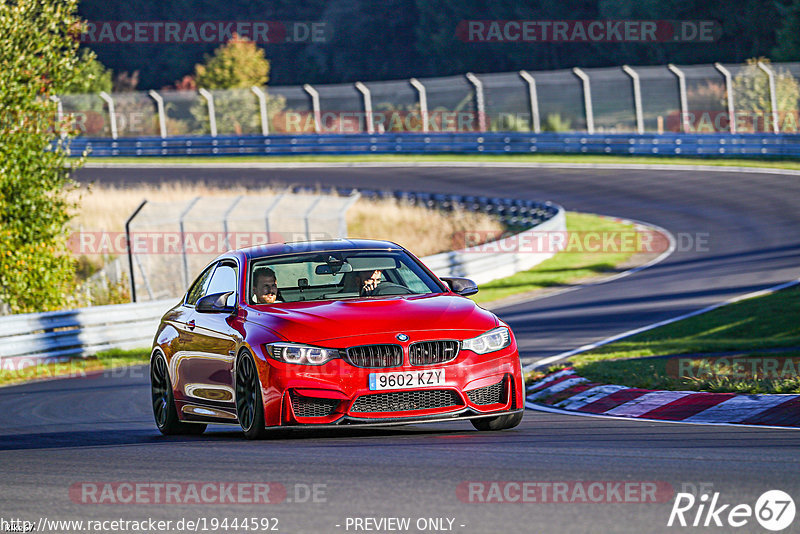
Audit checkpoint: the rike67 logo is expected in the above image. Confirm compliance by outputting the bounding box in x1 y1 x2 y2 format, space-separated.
668 490 796 531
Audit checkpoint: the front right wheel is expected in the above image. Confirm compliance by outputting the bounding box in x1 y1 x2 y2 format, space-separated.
235 350 268 439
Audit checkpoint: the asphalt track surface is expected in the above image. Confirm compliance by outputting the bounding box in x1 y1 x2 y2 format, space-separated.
2 164 799 533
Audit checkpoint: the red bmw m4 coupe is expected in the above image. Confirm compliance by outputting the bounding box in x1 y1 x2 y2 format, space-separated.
150 240 524 438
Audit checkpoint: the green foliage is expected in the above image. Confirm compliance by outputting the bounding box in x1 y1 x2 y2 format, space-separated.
195 35 270 90
0 0 89 313
730 58 800 131
62 48 113 95
542 113 572 132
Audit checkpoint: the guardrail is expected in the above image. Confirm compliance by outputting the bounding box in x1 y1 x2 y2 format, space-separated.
0 194 563 368
71 132 800 158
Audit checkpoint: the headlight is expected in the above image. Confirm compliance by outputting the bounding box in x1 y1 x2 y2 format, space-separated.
461 327 511 355
266 343 340 365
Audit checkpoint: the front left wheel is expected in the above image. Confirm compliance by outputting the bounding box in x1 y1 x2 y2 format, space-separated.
235 350 268 439
150 352 206 435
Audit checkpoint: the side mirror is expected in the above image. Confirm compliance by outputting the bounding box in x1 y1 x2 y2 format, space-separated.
441 277 478 296
196 291 236 314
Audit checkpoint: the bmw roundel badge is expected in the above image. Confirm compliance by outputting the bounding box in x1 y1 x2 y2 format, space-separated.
396 333 409 341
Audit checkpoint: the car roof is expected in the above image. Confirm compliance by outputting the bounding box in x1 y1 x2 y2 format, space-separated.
238 239 404 260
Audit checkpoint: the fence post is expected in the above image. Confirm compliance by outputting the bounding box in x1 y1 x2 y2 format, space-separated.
264 192 286 242
179 197 201 289
714 63 736 134
354 82 374 134
338 192 361 237
198 88 217 137
98 91 118 139
757 61 780 134
222 196 244 251
409 78 429 133
251 86 270 135
465 72 487 132
622 65 644 134
125 200 148 302
304 196 324 239
148 90 167 138
667 64 690 133
519 70 541 133
303 84 322 134
572 68 594 134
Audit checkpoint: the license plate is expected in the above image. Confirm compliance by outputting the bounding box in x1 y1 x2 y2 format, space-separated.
369 370 445 391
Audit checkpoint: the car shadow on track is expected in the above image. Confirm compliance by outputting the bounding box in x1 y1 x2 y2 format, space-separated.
0 425 485 451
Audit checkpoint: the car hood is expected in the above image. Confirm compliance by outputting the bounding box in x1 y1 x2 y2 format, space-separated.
244 294 497 344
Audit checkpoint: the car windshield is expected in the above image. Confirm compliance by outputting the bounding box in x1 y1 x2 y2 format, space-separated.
248 249 444 303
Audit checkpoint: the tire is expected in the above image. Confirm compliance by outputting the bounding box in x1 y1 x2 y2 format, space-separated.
235 350 268 439
150 352 206 436
471 411 524 431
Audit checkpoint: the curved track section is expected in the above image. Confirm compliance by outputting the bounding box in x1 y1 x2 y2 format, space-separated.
0 165 798 534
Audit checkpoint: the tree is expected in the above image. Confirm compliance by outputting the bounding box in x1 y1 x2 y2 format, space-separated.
0 0 90 313
729 58 800 132
191 35 284 135
195 34 270 89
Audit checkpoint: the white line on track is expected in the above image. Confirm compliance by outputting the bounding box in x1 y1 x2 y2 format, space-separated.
526 277 800 371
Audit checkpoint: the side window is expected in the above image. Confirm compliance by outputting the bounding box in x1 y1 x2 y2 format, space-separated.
205 263 238 306
185 265 215 306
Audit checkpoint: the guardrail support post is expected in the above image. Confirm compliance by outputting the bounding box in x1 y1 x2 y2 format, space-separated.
98 91 118 139
622 65 644 134
303 84 322 134
519 70 541 133
179 197 201 288
251 86 270 136
714 63 736 134
409 78 429 133
668 64 690 133
198 88 217 137
125 200 148 302
465 72 487 132
572 67 594 134
354 81 374 134
148 90 167 138
757 61 780 134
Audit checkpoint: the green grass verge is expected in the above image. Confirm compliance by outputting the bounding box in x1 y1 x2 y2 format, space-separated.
86 153 800 171
569 285 800 394
471 212 638 304
0 348 150 387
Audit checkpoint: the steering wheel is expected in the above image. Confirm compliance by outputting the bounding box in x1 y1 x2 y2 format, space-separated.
361 283 414 296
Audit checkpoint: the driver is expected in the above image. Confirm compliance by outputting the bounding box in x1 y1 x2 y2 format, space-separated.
356 269 382 296
252 268 283 304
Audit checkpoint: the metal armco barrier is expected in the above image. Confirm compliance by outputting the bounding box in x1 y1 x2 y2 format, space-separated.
69 132 800 158
0 195 563 367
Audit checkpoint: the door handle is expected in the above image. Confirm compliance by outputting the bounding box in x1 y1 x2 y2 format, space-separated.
187 320 195 330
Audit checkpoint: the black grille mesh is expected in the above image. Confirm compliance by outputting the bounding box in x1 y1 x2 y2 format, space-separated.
409 340 460 366
466 379 505 405
345 344 403 368
351 389 462 413
290 391 340 418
